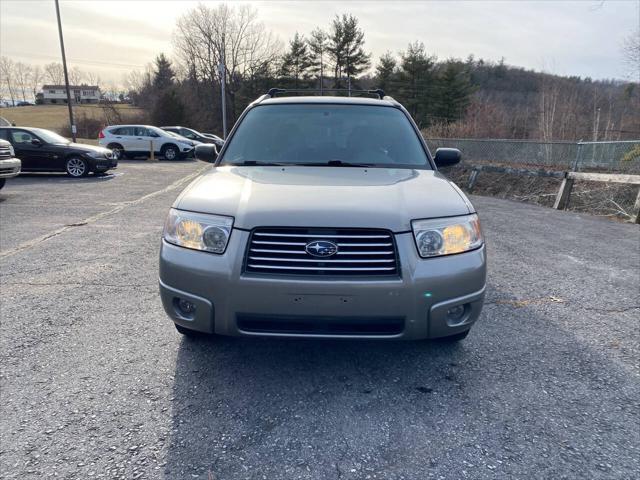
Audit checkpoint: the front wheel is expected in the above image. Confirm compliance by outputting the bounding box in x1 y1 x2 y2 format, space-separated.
66 157 88 177
107 144 124 160
162 145 179 161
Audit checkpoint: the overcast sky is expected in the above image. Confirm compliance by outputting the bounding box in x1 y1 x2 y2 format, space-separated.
1 0 638 85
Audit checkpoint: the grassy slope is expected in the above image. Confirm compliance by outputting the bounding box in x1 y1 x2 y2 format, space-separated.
0 104 144 131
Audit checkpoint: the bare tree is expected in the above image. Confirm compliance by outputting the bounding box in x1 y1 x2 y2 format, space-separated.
44 62 64 85
0 56 17 105
68 66 84 85
14 62 32 102
30 65 43 99
622 28 640 80
539 75 560 161
85 71 101 87
173 3 280 120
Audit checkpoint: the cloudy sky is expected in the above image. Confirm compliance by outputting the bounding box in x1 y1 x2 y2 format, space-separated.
1 0 638 85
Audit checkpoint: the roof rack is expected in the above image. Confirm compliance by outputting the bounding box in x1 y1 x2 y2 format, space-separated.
266 88 386 99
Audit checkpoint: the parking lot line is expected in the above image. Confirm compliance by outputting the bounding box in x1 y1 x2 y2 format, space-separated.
0 165 207 260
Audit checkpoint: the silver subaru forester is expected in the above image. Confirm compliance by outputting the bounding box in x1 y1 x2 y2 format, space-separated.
159 91 486 342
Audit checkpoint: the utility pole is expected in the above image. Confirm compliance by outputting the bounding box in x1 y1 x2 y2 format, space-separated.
54 0 76 142
319 49 323 95
219 35 227 139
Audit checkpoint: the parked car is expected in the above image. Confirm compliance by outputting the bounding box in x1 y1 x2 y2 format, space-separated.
201 133 224 147
0 138 21 189
99 125 194 160
159 90 486 342
0 127 116 177
164 130 201 147
160 126 223 148
16 101 34 107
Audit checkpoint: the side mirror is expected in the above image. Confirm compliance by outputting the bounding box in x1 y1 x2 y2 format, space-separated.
195 144 218 163
31 138 42 146
433 148 461 167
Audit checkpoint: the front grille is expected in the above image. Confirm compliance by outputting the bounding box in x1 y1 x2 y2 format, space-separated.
237 314 404 336
245 227 399 276
0 146 11 159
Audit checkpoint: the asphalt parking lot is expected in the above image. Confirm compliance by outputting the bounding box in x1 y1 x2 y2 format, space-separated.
1 160 639 479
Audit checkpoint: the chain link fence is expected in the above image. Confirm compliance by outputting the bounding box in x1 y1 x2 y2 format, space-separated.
426 138 640 174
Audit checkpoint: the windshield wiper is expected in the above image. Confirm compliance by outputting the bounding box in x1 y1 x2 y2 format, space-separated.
232 160 290 166
229 160 374 167
304 160 375 168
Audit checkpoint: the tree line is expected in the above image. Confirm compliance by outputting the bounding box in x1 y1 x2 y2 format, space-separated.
1 3 638 142
0 57 103 104
129 5 481 137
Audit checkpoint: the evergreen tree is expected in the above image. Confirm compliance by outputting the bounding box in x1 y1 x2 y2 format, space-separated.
280 33 311 88
307 28 328 90
375 52 397 93
398 41 435 125
328 14 370 89
153 53 175 91
152 87 185 126
434 61 475 123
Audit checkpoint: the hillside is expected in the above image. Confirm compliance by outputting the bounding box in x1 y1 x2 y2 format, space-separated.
0 104 145 134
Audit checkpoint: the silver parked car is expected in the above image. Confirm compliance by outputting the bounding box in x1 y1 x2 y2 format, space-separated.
159 90 486 342
0 138 21 189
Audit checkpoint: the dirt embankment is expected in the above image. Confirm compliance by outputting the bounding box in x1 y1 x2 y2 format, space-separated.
442 163 639 222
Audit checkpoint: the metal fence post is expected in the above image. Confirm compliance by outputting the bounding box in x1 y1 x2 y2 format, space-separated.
467 168 480 192
571 140 584 172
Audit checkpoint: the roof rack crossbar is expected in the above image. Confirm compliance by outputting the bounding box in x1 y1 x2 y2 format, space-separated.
266 88 386 99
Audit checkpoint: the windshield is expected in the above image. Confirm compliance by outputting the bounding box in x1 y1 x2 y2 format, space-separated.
220 104 430 168
34 128 70 144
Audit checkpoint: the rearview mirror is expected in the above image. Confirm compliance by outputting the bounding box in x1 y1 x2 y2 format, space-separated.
433 148 461 167
31 138 42 146
195 144 218 164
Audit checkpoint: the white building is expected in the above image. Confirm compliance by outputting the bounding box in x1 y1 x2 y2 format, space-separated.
39 85 100 104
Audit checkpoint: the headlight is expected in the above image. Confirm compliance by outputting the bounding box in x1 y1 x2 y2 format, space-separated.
412 214 483 258
8 145 14 156
163 209 233 254
87 150 107 158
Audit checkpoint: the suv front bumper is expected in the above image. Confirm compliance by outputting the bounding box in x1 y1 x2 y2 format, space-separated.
0 158 21 178
159 231 486 340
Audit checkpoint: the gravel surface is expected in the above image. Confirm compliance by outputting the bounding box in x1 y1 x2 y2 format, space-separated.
1 161 638 479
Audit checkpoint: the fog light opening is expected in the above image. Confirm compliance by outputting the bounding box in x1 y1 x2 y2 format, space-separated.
447 304 467 322
173 297 197 318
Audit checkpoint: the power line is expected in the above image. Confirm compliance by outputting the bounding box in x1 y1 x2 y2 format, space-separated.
2 50 147 69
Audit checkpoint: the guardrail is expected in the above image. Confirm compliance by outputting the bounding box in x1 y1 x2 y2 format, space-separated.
466 164 640 224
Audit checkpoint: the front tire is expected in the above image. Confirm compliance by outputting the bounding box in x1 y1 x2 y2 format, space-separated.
0 178 5 190
162 144 179 161
107 143 124 161
66 156 88 177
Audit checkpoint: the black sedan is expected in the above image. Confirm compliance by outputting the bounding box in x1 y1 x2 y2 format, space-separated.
0 127 117 177
161 126 224 148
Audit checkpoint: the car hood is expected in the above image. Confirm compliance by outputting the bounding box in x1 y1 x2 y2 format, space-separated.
174 166 473 232
67 143 112 155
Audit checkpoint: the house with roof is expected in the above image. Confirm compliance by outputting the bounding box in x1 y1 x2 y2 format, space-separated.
38 85 100 104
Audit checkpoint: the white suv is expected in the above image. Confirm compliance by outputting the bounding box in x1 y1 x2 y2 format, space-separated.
98 125 195 160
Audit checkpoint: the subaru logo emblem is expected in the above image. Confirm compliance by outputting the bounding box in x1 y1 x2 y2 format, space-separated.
305 240 338 257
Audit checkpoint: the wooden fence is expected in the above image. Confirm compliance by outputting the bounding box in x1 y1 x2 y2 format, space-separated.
466 164 640 224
